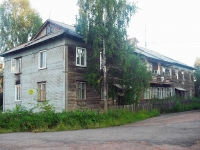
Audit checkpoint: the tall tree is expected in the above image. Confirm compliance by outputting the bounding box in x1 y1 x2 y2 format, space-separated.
0 0 43 52
194 57 200 97
76 0 152 108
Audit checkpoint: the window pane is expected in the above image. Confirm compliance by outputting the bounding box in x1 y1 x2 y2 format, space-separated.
78 83 81 99
81 50 85 65
77 50 80 65
40 52 43 68
43 52 46 68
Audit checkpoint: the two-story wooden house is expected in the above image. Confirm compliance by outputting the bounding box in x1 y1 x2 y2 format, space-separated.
130 38 195 100
1 19 110 112
1 20 195 112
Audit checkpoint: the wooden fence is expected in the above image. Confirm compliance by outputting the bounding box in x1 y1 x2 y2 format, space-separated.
109 102 153 112
87 99 199 113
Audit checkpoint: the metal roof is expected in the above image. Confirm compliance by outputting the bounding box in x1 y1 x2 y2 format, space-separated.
135 46 194 70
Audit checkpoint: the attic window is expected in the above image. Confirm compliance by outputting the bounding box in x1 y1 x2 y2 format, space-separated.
46 25 54 35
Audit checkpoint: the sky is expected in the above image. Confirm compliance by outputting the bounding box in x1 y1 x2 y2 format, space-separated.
28 0 200 67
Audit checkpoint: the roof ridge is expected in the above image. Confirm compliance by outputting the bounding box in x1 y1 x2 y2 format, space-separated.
48 19 74 28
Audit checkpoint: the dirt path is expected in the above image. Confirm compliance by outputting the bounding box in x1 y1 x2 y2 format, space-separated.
0 110 200 150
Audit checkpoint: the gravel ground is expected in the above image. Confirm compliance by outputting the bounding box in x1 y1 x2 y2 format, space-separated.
0 110 200 150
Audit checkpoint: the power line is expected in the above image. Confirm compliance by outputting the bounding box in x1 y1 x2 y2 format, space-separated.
139 41 200 44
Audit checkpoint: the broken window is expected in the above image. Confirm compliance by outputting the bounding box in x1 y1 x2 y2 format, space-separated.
11 58 22 74
15 84 21 101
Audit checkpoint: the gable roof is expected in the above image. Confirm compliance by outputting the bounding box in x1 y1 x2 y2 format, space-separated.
135 46 194 70
1 19 82 56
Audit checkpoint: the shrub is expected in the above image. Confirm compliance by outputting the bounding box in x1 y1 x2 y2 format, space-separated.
0 106 160 133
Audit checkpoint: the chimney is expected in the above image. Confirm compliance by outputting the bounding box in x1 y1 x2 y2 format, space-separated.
129 37 139 48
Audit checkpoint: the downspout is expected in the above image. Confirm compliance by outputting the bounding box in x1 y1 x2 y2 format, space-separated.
64 42 68 111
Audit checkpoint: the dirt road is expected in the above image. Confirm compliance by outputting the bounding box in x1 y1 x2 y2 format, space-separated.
0 110 200 150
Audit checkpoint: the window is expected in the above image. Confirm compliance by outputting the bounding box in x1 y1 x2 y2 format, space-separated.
76 47 86 67
11 58 22 73
189 89 192 97
77 82 86 99
175 69 179 79
169 88 174 97
38 51 46 69
38 82 46 101
15 84 21 101
46 26 54 34
189 72 191 82
161 67 165 75
182 71 184 81
147 63 153 71
157 88 160 98
101 83 104 100
144 88 152 99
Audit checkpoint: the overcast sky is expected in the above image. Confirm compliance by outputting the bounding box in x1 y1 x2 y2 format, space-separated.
29 0 200 67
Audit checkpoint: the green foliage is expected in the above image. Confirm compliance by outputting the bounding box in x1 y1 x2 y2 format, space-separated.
0 0 43 52
0 106 160 133
76 0 152 104
169 98 200 112
0 92 2 110
194 69 200 97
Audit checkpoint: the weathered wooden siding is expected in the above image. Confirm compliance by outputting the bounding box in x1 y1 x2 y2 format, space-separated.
65 37 101 110
3 38 66 112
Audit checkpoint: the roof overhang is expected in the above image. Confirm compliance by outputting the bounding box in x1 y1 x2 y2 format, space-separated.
175 87 187 92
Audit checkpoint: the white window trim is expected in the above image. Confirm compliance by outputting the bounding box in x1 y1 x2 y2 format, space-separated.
38 50 47 69
76 47 87 67
15 84 21 101
77 81 86 100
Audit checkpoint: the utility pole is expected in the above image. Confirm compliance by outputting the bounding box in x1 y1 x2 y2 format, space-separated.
103 8 107 111
145 24 147 49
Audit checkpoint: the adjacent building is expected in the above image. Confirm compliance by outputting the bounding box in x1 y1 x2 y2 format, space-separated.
130 38 195 100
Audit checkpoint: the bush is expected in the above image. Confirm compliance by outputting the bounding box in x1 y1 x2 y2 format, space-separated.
0 105 160 133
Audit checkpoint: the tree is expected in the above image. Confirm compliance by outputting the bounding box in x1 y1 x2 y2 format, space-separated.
0 0 43 52
194 57 200 97
76 0 152 109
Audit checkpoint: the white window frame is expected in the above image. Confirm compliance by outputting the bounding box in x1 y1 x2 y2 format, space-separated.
11 58 22 74
15 84 21 101
76 47 87 67
38 82 46 101
38 51 46 69
77 81 86 100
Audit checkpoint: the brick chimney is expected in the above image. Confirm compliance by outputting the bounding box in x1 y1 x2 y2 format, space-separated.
129 37 139 48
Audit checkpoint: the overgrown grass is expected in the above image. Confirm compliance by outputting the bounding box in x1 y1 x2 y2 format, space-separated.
150 96 200 113
0 105 160 133
169 97 200 112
